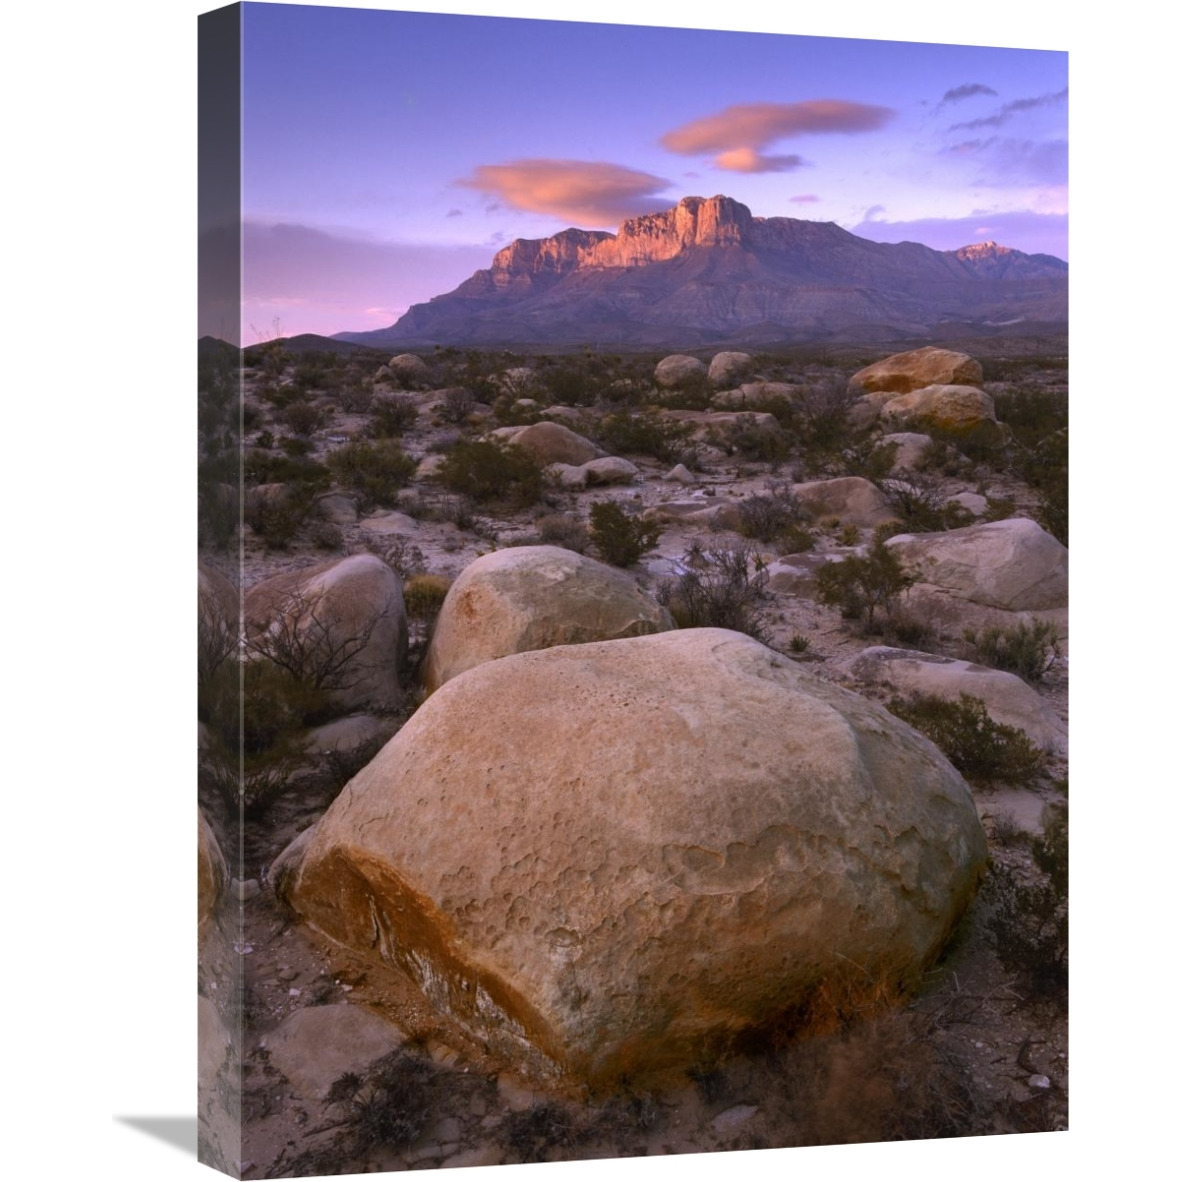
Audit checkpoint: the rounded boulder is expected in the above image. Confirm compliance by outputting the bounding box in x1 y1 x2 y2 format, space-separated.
849 347 984 396
244 554 408 713
886 518 1067 611
421 546 673 693
277 629 987 1085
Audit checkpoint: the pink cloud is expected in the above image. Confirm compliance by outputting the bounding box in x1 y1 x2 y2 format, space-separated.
457 159 672 226
714 147 806 174
790 194 821 204
661 100 893 172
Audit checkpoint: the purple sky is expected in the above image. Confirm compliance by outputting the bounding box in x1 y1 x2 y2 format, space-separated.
233 2 1067 342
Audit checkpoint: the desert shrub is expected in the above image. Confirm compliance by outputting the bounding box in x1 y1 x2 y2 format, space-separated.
963 619 1063 681
708 419 790 463
589 501 662 567
279 435 313 457
983 494 1016 522
737 480 807 543
992 384 1068 450
650 368 713 410
837 524 861 546
437 386 478 423
437 439 544 508
886 693 1048 786
914 437 970 477
326 438 416 509
244 486 314 549
328 1050 440 1155
534 511 591 553
838 438 898 483
306 520 344 551
198 479 238 550
403 574 450 622
879 472 974 532
243 450 331 493
815 537 915 629
369 393 418 437
336 383 374 414
792 376 859 458
984 804 1067 1006
658 543 771 641
593 411 695 465
253 428 274 450
499 1102 582 1164
241 402 261 432
280 398 327 437
541 359 601 406
1013 426 1068 544
789 633 811 653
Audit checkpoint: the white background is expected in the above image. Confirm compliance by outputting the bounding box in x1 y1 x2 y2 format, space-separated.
1 1 1173 1180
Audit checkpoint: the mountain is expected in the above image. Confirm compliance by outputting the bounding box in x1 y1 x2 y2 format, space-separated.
336 195 1067 349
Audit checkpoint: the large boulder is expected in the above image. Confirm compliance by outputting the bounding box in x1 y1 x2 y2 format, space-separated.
886 518 1067 611
879 384 999 440
707 351 754 387
850 347 984 396
244 554 408 713
387 353 432 390
793 476 895 527
198 809 228 927
840 647 1067 755
421 546 674 693
277 629 987 1085
510 421 600 467
654 354 707 389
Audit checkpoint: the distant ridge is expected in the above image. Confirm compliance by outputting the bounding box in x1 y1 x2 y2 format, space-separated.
335 195 1067 349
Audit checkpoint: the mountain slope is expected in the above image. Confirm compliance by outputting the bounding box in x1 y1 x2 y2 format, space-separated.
338 195 1067 348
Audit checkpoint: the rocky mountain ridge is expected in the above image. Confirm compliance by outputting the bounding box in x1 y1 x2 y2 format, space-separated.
338 195 1067 348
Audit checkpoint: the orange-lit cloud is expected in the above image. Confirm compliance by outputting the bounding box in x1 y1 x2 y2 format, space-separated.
714 147 805 174
458 159 672 226
662 100 893 172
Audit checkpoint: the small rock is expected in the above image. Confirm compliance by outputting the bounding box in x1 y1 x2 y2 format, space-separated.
277 968 298 982
288 988 301 998
232 878 260 902
664 463 696 484
1028 1074 1052 1090
712 1104 758 1134
444 1148 504 1169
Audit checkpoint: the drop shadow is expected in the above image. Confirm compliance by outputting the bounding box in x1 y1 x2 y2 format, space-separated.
115 1116 197 1156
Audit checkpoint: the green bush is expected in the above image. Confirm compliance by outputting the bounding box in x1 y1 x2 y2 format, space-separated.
589 501 661 567
326 438 417 509
963 620 1063 682
815 537 915 629
534 512 591 553
886 693 1048 786
708 419 790 464
244 486 314 549
436 439 544 508
593 412 694 465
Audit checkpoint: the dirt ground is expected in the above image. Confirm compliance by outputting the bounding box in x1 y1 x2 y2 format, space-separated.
198 343 1068 1177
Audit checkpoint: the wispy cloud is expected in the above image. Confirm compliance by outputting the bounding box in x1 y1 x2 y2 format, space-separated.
950 87 1067 131
661 100 893 173
790 194 821 204
457 159 672 226
938 82 998 108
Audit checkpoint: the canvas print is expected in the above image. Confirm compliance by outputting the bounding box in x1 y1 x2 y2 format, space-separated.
198 3 1068 1176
